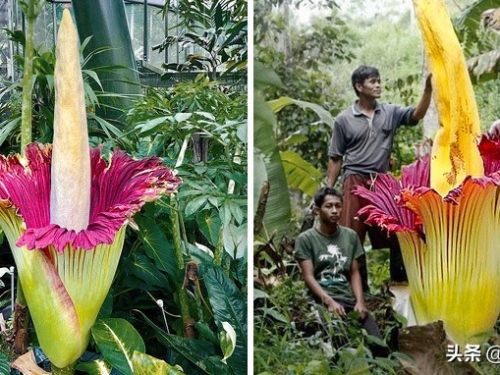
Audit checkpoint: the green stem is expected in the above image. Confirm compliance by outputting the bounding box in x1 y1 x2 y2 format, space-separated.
20 0 39 151
213 224 224 266
170 195 184 270
51 361 76 375
170 195 194 338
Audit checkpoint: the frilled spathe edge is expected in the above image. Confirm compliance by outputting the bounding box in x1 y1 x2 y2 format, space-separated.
354 145 500 236
354 156 430 235
0 143 181 253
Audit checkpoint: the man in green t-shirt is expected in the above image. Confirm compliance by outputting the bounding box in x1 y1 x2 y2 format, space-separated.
294 187 382 339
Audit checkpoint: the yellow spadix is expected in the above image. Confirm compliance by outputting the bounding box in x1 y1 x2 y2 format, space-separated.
413 0 484 196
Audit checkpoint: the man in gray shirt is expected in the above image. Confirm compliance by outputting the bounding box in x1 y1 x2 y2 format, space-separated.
327 65 432 287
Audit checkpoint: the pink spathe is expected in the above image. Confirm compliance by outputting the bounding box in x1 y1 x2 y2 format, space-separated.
0 143 181 253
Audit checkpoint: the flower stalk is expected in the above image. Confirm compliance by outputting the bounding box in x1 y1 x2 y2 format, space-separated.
170 194 195 338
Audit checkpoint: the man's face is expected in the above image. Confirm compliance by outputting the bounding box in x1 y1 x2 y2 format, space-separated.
316 194 342 226
357 75 382 99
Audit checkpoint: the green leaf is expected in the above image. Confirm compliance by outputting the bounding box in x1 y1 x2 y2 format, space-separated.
194 321 220 345
201 356 234 375
136 116 171 135
129 253 170 289
227 200 244 225
174 112 193 122
258 307 290 324
254 61 283 90
196 211 222 246
92 318 146 375
135 216 178 276
135 310 217 375
131 351 186 375
0 118 21 148
219 322 236 364
253 92 291 240
0 353 10 375
185 196 208 216
268 96 335 129
76 359 113 375
202 264 247 374
223 223 247 259
253 289 270 299
283 133 309 147
280 150 322 197
186 242 214 264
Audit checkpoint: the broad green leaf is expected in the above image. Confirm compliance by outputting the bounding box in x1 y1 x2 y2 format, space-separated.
129 253 170 289
202 264 247 375
76 359 113 375
196 211 222 246
187 242 214 264
259 307 290 324
220 200 232 227
136 116 170 135
174 112 193 122
254 92 291 240
283 132 309 147
0 118 21 148
201 356 234 375
92 318 146 375
185 196 208 216
131 351 186 375
227 200 244 225
0 353 9 375
194 321 220 345
223 223 247 259
254 61 283 90
280 150 322 197
135 310 217 375
268 96 335 129
219 322 236 364
135 216 177 276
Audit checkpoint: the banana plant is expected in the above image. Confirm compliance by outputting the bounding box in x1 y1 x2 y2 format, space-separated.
0 10 181 374
254 61 333 241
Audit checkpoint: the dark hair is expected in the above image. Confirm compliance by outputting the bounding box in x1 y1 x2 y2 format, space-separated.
351 65 380 97
314 187 343 207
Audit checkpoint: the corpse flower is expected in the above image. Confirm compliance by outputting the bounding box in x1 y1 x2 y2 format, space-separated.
354 0 500 348
1 9 181 374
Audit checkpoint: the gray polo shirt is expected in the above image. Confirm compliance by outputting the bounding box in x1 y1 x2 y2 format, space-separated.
328 101 418 180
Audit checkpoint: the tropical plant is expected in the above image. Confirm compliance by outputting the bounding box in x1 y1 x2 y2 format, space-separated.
154 0 247 79
255 2 352 174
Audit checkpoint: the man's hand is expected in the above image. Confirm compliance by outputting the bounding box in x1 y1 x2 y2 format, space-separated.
353 301 368 319
324 297 346 317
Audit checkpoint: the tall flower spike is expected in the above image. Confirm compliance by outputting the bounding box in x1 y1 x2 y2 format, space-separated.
51 9 90 231
414 0 484 196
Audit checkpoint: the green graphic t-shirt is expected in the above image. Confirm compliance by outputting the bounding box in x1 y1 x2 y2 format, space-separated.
294 226 364 302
